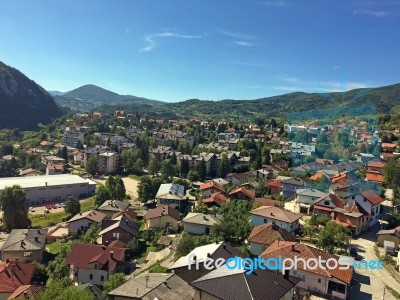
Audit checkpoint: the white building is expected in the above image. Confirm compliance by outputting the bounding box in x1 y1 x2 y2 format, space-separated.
250 206 301 233
182 213 222 235
98 152 119 174
0 174 96 205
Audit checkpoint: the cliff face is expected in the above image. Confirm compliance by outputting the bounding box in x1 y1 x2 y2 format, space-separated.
0 61 62 130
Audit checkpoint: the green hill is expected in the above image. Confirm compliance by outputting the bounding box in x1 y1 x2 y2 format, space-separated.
54 84 164 111
0 61 62 130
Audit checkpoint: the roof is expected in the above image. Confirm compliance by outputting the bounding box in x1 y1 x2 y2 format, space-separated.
146 205 180 221
281 177 306 186
170 242 244 270
262 241 353 285
156 183 185 200
19 168 43 176
108 273 195 299
250 206 301 223
313 194 345 209
1 229 48 252
367 160 385 168
213 178 230 186
65 243 125 272
98 200 130 212
191 266 300 300
157 235 173 246
203 192 229 206
0 174 96 190
99 215 139 238
0 262 35 294
365 170 385 183
46 163 64 171
200 181 224 192
247 223 297 245
361 190 384 205
67 210 106 224
7 285 44 300
382 143 397 149
228 187 255 199
296 188 327 198
182 213 222 226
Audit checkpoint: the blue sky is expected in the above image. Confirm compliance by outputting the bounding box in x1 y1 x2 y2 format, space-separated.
0 0 399 102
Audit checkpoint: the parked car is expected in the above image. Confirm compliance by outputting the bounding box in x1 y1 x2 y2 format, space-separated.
56 203 63 208
51 204 57 209
45 205 52 209
44 209 50 213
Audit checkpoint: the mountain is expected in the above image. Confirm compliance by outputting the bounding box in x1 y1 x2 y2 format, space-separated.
0 61 62 130
94 83 400 121
54 84 164 111
48 90 66 96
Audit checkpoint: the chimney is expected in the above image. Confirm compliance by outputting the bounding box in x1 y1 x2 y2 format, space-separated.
6 258 9 263
284 270 290 280
291 244 295 252
222 244 226 250
37 229 41 234
110 251 114 260
207 253 211 258
15 258 19 265
34 236 39 243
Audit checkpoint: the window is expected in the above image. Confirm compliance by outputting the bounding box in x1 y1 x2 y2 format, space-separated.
324 201 329 206
101 275 104 281
24 252 32 257
263 219 268 223
89 274 93 280
113 232 120 239
318 279 321 283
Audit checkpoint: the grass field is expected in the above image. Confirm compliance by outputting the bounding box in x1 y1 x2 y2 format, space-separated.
30 197 96 228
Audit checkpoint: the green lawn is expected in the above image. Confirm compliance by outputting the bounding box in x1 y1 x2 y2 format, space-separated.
46 241 64 255
30 197 96 228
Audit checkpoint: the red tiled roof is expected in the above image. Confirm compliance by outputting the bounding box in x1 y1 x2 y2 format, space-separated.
365 171 385 183
361 190 384 205
262 241 353 285
310 172 323 181
199 181 224 192
382 153 394 160
248 223 297 245
228 187 255 199
268 180 281 188
7 285 44 299
47 163 64 171
65 243 125 273
382 143 397 149
145 205 180 221
314 205 334 212
203 192 229 206
0 262 35 293
367 161 385 168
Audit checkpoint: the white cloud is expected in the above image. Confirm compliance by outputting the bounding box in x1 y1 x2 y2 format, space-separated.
218 29 254 40
259 0 287 7
353 9 389 17
234 40 254 47
139 31 203 52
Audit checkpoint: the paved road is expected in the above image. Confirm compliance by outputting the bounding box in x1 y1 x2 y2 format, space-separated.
349 226 399 300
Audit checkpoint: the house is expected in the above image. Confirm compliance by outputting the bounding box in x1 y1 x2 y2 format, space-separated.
199 181 225 198
294 189 328 215
262 242 353 300
169 241 245 283
357 153 376 164
365 170 385 184
228 186 255 201
46 163 64 175
42 155 65 166
212 178 230 186
353 190 384 227
155 183 189 212
98 152 119 174
73 150 84 165
331 202 370 236
182 213 222 235
381 143 397 153
97 200 134 219
6 284 44 300
75 283 102 300
67 210 106 234
203 192 229 207
19 168 43 177
281 178 307 198
377 226 400 249
0 261 35 300
145 205 180 232
250 206 301 233
313 194 345 216
268 180 282 195
1 229 48 263
99 215 139 245
108 273 195 300
191 266 300 300
224 173 254 186
247 223 297 256
65 240 133 286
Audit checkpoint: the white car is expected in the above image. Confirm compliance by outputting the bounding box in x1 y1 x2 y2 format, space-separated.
56 203 63 208
29 207 35 212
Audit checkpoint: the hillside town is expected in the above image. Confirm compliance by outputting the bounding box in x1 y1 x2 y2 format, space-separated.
0 109 400 300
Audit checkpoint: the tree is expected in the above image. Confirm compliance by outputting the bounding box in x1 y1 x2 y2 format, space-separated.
64 196 81 216
58 146 68 164
255 181 270 198
106 176 126 200
102 273 126 299
38 278 92 300
170 151 177 165
138 176 163 202
80 224 100 243
0 185 30 231
180 158 190 176
175 232 197 259
47 245 71 280
385 158 400 189
85 156 98 175
94 185 111 207
218 154 231 178
148 157 161 175
316 222 350 253
161 159 176 179
197 158 206 180
187 170 200 182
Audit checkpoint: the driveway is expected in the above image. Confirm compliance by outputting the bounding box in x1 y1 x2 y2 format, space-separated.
349 226 400 300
